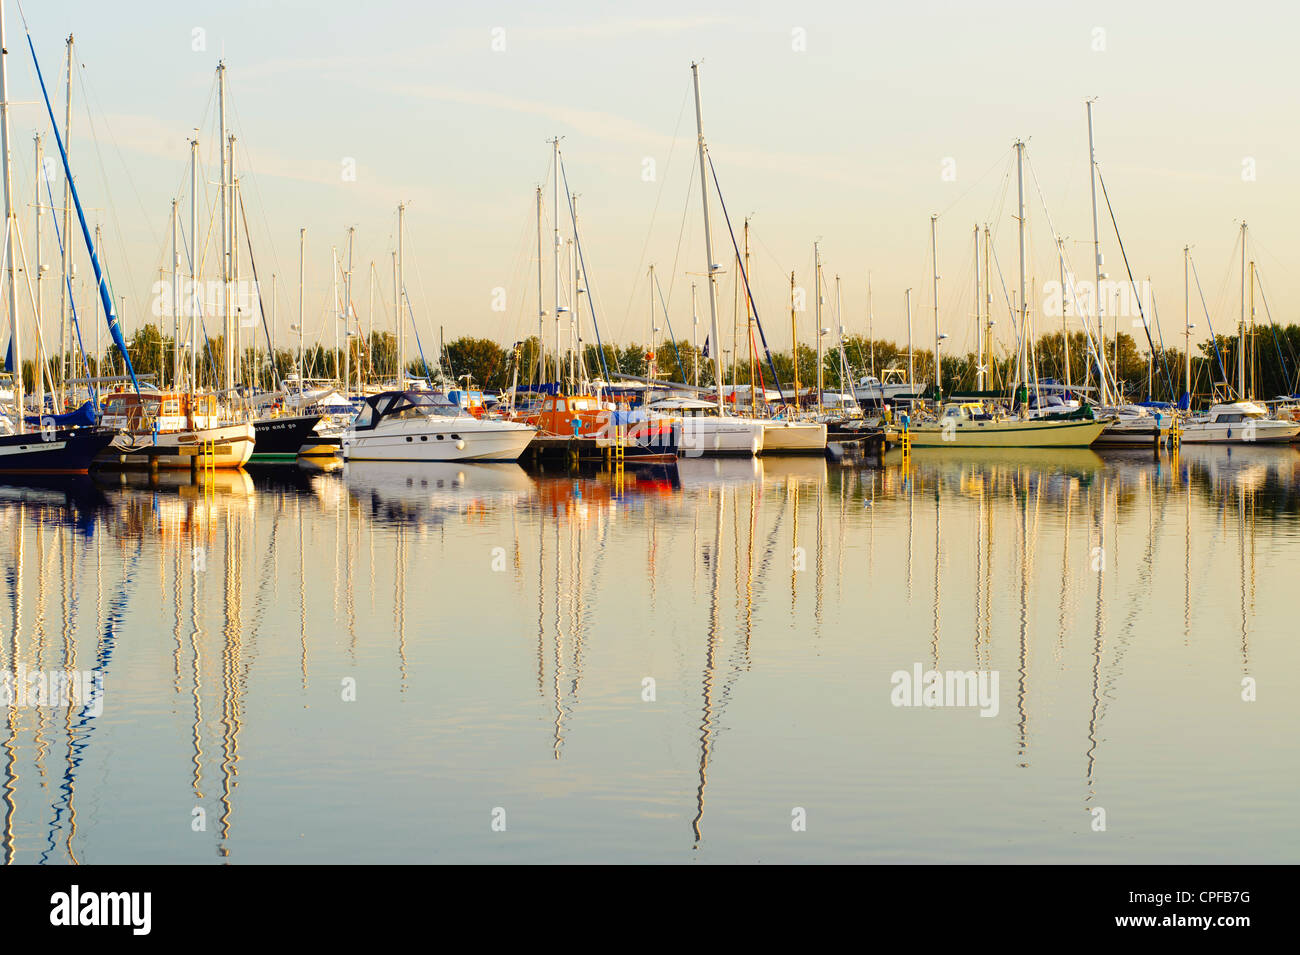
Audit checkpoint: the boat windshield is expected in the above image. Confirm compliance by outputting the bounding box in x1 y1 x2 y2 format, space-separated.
384 391 464 420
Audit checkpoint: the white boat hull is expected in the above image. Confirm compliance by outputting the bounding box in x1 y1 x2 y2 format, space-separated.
1178 421 1300 444
98 423 256 469
343 418 536 462
673 418 765 457
758 420 827 454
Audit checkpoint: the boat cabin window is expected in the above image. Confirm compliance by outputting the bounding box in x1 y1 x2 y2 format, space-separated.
353 404 376 429
1215 412 1244 423
162 399 181 415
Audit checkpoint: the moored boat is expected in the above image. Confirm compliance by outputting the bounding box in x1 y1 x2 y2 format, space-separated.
342 390 536 462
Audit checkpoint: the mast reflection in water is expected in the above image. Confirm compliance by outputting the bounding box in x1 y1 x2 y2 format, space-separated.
0 445 1296 863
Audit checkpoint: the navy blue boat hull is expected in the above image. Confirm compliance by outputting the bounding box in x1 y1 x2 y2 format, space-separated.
0 426 118 473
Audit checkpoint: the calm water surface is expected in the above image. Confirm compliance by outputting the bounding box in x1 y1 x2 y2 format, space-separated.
1 444 1297 863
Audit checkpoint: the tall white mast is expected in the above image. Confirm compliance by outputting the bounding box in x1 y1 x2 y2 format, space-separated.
905 288 914 387
1085 99 1110 406
297 228 305 381
57 35 73 404
551 136 562 385
691 63 725 414
34 133 43 415
931 213 940 397
218 62 232 399
572 192 582 388
171 198 180 388
396 202 406 384
867 270 874 378
1 2 22 434
535 185 544 387
331 245 338 383
345 226 355 395
1237 220 1248 400
1183 244 1191 400
691 281 699 388
390 251 398 384
189 136 198 396
1058 234 1071 391
1015 139 1027 404
973 225 983 391
814 241 823 413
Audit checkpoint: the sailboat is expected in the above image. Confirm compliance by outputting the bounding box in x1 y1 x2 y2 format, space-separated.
899 143 1106 449
0 8 115 473
96 66 255 469
1182 223 1300 444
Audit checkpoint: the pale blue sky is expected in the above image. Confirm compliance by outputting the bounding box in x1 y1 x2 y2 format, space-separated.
10 0 1298 362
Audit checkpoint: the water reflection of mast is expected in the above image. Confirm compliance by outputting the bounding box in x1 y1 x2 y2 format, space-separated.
2 504 25 864
932 475 941 668
1085 475 1108 798
217 504 244 857
692 487 725 847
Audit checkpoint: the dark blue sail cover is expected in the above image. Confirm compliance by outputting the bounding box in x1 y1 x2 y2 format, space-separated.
25 400 99 428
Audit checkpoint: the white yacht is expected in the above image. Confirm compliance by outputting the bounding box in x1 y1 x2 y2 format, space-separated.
1179 401 1300 444
341 391 536 462
645 397 765 456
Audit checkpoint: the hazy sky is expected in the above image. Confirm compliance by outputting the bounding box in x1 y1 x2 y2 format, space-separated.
9 0 1299 365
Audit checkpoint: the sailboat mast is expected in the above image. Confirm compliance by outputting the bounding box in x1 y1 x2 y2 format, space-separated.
790 271 799 404
1183 244 1190 400
189 136 198 394
535 185 543 386
57 35 73 406
345 226 355 395
1237 220 1248 400
218 62 232 400
836 274 848 405
171 198 180 388
931 214 940 398
1058 235 1071 390
906 287 914 387
390 251 397 383
1 3 22 434
974 225 983 391
34 133 44 415
1085 99 1109 405
690 62 725 413
367 260 374 387
867 270 874 378
572 192 581 387
1242 257 1253 400
331 246 338 383
297 228 305 381
1015 139 1027 401
814 241 822 413
691 281 699 388
983 225 992 390
551 137 561 386
648 263 655 380
396 202 405 385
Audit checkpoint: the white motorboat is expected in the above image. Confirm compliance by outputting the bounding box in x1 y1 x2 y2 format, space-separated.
1179 401 1300 444
341 391 536 462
